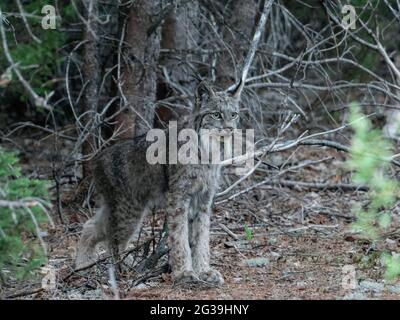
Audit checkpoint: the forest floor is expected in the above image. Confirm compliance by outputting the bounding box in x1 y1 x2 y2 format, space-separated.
2 132 400 300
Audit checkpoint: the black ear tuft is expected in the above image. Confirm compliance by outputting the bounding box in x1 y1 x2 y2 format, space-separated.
227 79 244 99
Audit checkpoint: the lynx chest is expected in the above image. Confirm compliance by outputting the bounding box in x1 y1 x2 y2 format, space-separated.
187 164 222 195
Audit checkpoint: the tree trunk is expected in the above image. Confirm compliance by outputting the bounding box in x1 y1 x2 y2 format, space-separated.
116 0 161 138
216 0 257 88
81 0 100 178
155 1 199 127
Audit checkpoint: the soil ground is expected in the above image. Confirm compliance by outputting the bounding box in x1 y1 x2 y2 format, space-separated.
2 133 400 300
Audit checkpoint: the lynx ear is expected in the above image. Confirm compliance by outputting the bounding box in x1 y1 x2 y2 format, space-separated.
227 79 244 99
194 81 215 113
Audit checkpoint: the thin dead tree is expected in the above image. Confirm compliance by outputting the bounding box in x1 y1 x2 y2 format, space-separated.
81 0 101 179
213 0 258 88
226 0 274 95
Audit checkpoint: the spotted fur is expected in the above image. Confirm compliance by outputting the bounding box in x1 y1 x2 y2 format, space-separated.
75 82 241 285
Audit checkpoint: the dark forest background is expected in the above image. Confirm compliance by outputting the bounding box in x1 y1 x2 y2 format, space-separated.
2 0 400 299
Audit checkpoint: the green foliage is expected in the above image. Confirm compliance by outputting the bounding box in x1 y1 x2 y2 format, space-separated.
382 253 400 280
0 1 75 104
0 147 50 281
350 49 380 82
10 31 65 97
244 224 253 241
347 103 400 280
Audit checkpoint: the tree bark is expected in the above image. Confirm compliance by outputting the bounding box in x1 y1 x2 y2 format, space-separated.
81 0 100 178
155 1 199 127
215 0 257 88
116 0 161 138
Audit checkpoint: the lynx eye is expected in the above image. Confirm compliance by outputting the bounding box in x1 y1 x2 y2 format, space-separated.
231 112 239 119
211 112 222 120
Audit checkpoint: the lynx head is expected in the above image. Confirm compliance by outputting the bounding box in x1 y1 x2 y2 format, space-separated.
193 81 243 136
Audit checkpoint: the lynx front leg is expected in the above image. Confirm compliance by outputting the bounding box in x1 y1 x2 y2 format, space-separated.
190 198 224 285
167 194 198 284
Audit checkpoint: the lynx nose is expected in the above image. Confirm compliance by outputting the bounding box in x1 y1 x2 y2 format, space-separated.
220 127 234 137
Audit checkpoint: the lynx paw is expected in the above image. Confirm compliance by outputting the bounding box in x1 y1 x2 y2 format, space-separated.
172 270 200 284
199 269 224 285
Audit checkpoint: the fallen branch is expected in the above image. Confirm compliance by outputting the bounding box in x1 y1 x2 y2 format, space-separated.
217 158 331 203
5 286 44 299
131 263 169 288
287 224 339 233
134 234 169 274
263 179 369 192
221 136 400 168
63 237 155 280
218 223 239 240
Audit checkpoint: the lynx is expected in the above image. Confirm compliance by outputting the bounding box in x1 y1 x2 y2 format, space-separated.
75 81 243 285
